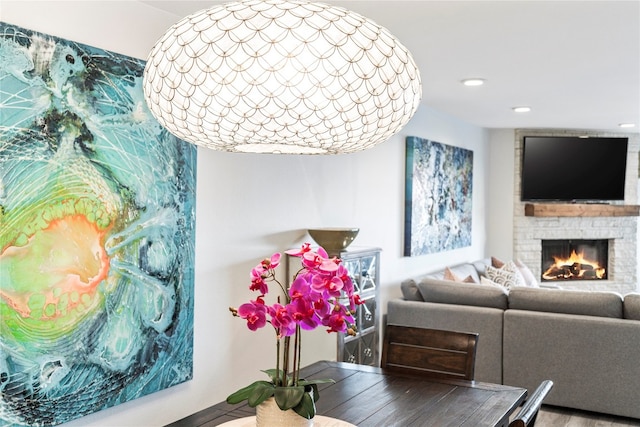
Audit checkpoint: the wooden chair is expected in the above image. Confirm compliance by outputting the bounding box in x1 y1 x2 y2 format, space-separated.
509 380 554 427
381 324 479 380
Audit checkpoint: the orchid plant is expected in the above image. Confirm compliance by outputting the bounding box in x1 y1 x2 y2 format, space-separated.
227 243 363 419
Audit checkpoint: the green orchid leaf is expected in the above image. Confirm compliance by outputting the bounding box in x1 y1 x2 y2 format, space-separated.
293 390 316 419
298 378 335 386
309 384 320 403
226 380 273 404
261 369 280 383
247 382 276 407
262 369 293 386
274 386 305 410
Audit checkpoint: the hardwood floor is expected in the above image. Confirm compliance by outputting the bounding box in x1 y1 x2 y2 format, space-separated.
536 406 640 426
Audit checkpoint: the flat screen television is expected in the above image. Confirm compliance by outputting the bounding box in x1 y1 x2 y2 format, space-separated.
521 136 628 202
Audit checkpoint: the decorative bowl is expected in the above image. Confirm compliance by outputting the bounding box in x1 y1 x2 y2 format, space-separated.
307 228 360 256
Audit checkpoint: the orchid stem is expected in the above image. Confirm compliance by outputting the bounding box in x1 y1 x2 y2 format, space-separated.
292 327 299 386
275 330 281 386
295 325 302 385
283 336 290 386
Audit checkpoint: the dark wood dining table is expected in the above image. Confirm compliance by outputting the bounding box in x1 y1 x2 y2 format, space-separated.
166 361 527 427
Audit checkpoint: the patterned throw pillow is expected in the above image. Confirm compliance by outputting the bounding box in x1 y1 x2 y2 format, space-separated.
490 257 538 288
444 267 476 283
485 261 526 290
480 276 505 289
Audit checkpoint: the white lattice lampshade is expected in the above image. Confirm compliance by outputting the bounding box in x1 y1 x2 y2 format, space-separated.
143 0 422 154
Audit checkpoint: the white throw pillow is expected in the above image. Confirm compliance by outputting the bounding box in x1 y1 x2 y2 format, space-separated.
515 259 539 287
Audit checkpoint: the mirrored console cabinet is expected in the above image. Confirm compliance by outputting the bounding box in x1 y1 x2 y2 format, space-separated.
337 247 381 366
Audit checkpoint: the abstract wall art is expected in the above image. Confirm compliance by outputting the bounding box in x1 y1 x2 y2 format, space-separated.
0 23 197 426
404 136 473 256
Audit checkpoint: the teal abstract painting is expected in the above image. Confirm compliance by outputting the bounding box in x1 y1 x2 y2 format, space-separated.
404 136 473 256
0 23 196 426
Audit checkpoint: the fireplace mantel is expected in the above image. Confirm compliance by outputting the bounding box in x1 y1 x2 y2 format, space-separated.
524 203 640 217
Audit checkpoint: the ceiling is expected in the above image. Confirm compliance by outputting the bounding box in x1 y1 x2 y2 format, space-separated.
140 0 640 133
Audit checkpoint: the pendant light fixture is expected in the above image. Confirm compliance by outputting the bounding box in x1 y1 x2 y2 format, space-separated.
143 0 421 154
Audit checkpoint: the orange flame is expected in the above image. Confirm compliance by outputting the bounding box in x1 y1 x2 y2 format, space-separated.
542 249 605 280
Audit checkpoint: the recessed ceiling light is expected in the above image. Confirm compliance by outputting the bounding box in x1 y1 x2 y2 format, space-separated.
619 123 636 128
512 106 531 113
461 78 485 86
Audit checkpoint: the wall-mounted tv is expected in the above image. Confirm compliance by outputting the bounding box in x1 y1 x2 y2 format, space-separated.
521 136 628 202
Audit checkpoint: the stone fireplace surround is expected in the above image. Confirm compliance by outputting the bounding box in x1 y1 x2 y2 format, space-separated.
513 129 640 295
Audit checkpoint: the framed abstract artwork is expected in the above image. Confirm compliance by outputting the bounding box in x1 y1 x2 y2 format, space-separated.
404 136 473 256
0 23 197 426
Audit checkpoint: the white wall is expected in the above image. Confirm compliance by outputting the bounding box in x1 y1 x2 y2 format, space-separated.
486 129 516 259
2 2 490 426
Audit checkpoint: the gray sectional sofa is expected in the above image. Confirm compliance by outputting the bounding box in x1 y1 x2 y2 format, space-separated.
388 260 640 420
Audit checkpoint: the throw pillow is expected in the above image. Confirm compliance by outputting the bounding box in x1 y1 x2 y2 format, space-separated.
485 261 526 290
491 256 505 269
514 259 539 288
480 276 506 289
444 267 476 283
400 278 424 301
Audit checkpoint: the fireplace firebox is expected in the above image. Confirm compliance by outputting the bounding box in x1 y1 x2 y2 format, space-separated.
541 239 608 281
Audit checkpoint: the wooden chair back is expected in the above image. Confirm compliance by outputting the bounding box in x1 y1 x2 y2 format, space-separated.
509 380 554 427
381 324 479 381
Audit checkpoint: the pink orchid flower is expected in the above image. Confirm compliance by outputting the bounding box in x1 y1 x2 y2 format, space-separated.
288 276 311 300
268 303 296 337
284 243 312 257
301 249 339 273
310 294 331 318
322 305 355 334
288 297 321 330
250 266 269 294
311 274 344 297
336 265 354 294
238 298 267 331
263 253 281 269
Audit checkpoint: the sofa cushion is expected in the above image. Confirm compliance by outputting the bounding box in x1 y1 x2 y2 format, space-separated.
508 287 623 318
400 278 424 301
623 293 640 320
417 278 508 309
